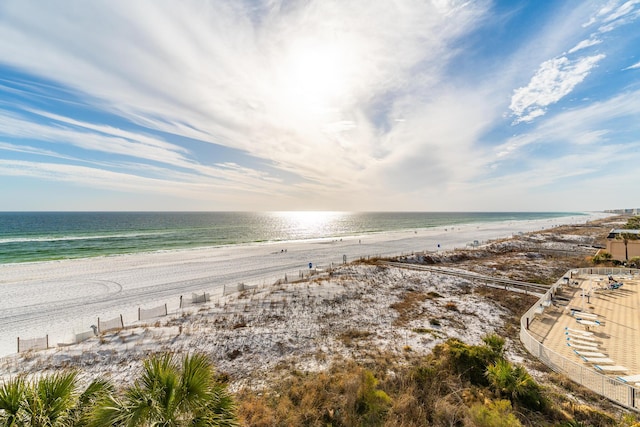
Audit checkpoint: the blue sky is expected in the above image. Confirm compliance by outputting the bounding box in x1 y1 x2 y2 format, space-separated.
0 0 639 212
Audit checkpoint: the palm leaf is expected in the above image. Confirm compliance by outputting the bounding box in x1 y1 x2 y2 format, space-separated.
88 352 239 426
23 371 78 426
0 377 25 426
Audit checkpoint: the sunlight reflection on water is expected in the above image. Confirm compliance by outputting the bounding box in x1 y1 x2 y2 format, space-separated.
269 211 351 238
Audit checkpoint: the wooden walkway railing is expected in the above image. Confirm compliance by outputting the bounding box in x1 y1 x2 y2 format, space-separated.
379 261 549 296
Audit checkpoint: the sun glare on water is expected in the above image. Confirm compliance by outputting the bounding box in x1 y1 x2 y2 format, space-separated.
272 211 347 236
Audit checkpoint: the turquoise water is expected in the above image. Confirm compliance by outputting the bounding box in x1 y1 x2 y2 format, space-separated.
0 211 583 264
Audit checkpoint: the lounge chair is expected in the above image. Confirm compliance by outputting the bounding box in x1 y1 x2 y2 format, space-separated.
565 327 594 336
565 332 598 341
617 374 640 383
576 319 601 330
567 342 601 351
581 357 614 364
594 365 628 373
566 337 599 347
573 350 607 358
574 312 598 320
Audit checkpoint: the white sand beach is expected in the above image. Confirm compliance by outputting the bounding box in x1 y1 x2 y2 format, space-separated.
0 213 609 360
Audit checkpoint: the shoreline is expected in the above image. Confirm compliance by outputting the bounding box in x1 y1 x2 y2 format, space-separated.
0 211 595 266
0 212 612 358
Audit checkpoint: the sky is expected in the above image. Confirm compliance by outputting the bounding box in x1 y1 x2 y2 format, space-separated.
0 0 639 212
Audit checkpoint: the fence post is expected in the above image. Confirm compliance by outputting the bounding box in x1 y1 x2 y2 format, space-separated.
46 334 49 350
17 337 19 353
138 307 141 321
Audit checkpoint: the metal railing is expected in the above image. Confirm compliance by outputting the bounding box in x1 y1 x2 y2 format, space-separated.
520 267 640 411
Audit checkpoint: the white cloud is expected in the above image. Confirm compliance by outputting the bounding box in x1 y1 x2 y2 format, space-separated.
0 0 495 205
490 89 640 197
624 61 640 70
602 0 640 23
0 110 193 168
0 141 76 160
509 54 605 123
0 0 638 211
597 0 640 31
568 37 602 53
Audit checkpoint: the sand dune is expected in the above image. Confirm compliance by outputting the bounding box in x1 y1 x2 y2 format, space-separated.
0 213 606 359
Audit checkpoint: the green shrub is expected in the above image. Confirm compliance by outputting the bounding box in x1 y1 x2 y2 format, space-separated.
486 359 545 411
469 399 523 427
482 334 505 357
444 335 503 386
355 370 391 425
592 251 612 264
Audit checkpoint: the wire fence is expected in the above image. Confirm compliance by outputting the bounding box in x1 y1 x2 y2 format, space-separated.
17 335 49 353
12 264 339 354
98 315 124 334
11 257 378 357
139 304 168 321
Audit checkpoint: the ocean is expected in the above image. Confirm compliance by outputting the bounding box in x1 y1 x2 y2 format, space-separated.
0 211 583 264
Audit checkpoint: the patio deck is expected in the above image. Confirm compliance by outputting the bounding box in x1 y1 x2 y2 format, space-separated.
527 272 640 378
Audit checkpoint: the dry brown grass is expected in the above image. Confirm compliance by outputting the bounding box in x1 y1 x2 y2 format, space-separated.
236 337 637 427
339 329 373 347
390 291 428 326
236 217 640 426
443 301 458 312
416 218 617 286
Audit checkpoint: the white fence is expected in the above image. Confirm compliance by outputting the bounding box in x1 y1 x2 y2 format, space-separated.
17 335 48 353
138 304 168 321
75 330 97 344
520 267 640 411
98 315 124 333
179 292 211 308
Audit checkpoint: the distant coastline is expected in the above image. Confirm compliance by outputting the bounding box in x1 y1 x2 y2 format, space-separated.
0 211 588 264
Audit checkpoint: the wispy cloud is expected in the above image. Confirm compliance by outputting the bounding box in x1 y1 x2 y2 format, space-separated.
568 37 602 54
509 54 605 123
624 61 640 70
500 88 640 157
0 110 193 168
487 89 640 209
0 0 493 203
508 0 640 126
0 140 73 160
0 0 638 210
598 0 640 32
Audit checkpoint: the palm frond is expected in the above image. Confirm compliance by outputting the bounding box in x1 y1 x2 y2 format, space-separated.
0 378 25 426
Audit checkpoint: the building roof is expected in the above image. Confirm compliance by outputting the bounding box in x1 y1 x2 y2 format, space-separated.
607 229 640 239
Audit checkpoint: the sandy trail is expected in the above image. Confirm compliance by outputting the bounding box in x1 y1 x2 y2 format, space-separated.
0 214 603 358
